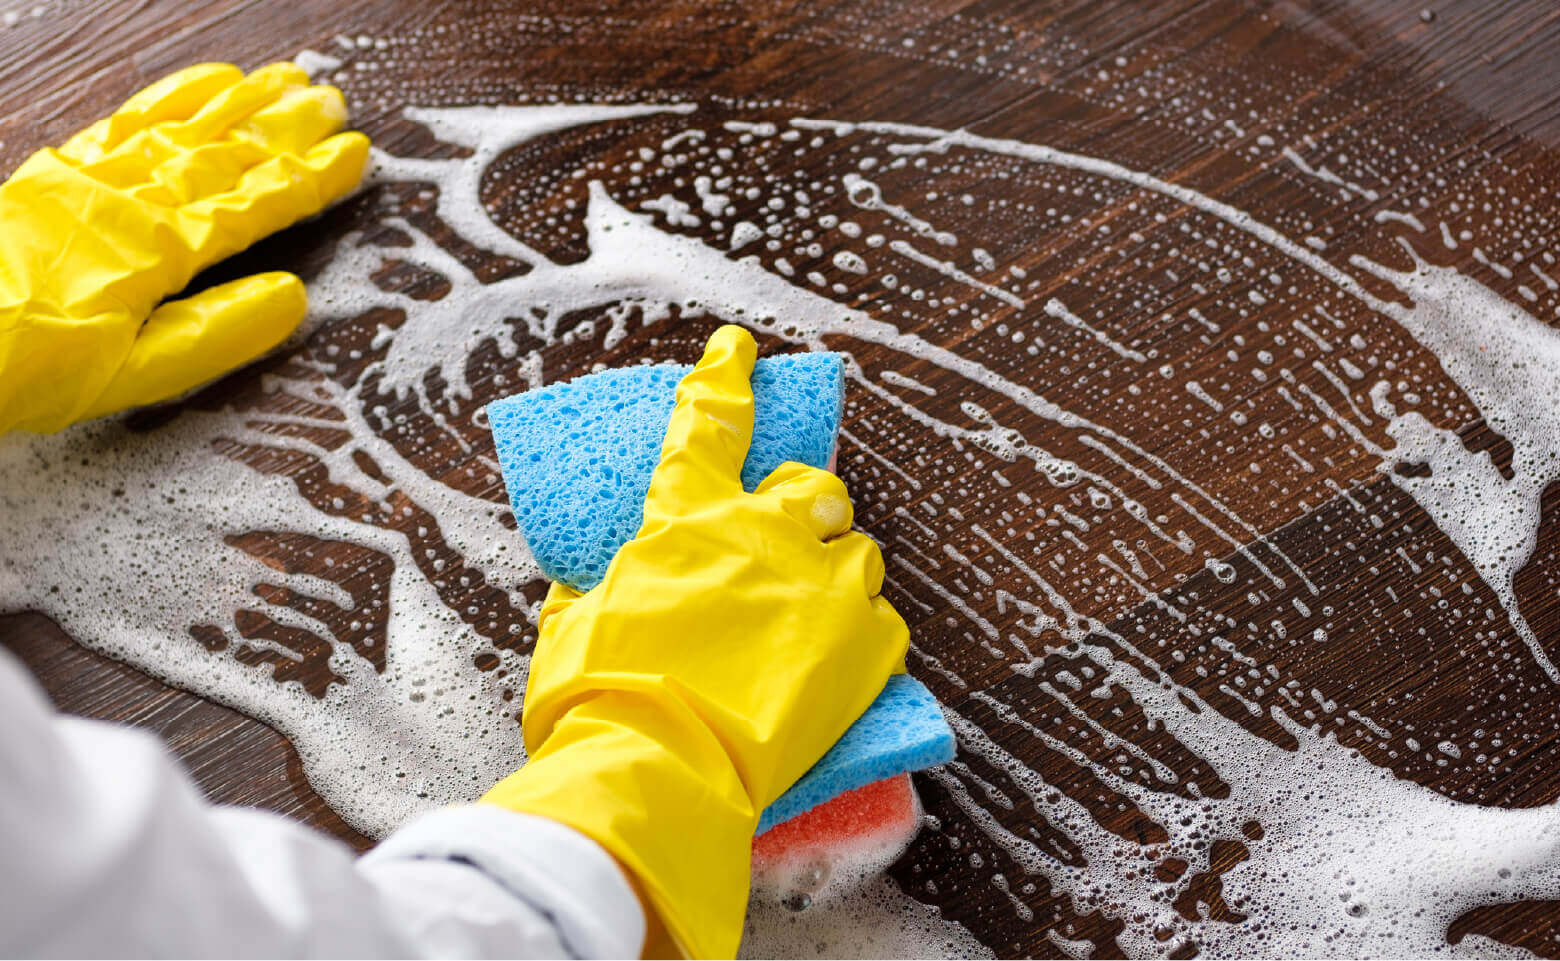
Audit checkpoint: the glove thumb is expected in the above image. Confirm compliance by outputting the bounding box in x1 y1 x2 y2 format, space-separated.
82 271 307 421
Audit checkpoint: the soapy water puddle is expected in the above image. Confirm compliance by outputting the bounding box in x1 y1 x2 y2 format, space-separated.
4 50 1560 958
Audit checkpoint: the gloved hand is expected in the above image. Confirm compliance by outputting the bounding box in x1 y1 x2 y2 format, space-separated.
483 325 909 958
0 62 370 434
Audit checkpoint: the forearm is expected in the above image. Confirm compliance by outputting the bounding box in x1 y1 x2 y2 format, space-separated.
0 651 643 959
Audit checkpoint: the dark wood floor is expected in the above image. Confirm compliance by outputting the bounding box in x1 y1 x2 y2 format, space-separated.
4 0 1560 956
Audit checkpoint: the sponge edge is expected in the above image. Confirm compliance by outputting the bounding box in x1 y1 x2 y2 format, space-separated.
758 674 955 834
488 353 845 592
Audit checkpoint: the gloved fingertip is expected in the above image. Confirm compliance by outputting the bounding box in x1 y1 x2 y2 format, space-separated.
751 460 799 494
232 85 349 158
176 62 246 84
242 270 309 322
305 130 372 200
696 323 757 375
311 84 350 129
252 60 311 89
646 325 758 497
166 272 307 350
755 462 854 539
129 62 244 111
676 325 757 415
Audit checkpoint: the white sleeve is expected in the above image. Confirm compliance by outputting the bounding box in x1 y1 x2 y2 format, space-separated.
0 650 645 959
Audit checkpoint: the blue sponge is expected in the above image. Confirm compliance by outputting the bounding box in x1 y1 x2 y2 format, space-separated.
487 350 956 831
755 674 954 834
488 354 844 592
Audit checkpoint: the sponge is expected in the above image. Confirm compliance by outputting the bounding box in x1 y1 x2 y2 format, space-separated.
488 355 844 592
755 674 951 834
487 351 956 831
752 774 919 877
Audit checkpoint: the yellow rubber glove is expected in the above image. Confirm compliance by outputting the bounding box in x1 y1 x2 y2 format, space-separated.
483 325 909 959
0 62 370 434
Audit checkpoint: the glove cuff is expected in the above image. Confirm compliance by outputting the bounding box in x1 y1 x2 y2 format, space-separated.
483 692 758 959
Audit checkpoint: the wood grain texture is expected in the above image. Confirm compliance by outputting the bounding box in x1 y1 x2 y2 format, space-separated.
2 0 1559 956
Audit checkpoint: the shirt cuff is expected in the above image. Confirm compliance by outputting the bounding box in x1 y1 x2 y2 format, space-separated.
364 803 646 959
